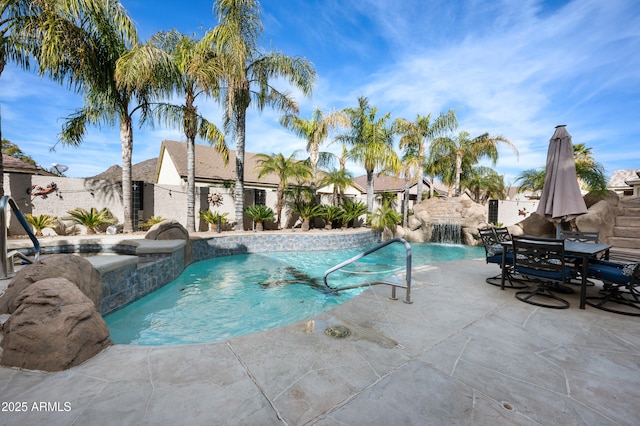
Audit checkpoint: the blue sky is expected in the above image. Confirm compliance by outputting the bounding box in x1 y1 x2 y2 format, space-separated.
1 0 639 186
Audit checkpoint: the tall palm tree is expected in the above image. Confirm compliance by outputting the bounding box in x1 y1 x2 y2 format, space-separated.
210 0 316 231
339 96 399 215
394 110 457 202
464 165 505 204
254 152 313 228
398 151 423 227
319 167 353 206
128 29 229 232
431 131 518 197
280 107 349 190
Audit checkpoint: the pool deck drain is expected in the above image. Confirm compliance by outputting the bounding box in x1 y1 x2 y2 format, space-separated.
1 258 639 425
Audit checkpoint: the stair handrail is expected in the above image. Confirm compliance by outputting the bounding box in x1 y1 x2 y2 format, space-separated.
323 237 412 303
1 195 40 278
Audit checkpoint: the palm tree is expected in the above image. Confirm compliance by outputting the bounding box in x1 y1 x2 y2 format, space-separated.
319 167 353 206
464 166 505 204
280 107 349 190
339 96 399 215
398 151 423 227
129 29 229 232
431 131 518 197
394 110 457 202
254 152 313 229
0 0 135 198
211 0 316 231
514 168 546 194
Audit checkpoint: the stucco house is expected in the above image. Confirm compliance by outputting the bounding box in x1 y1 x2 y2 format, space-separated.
608 169 640 197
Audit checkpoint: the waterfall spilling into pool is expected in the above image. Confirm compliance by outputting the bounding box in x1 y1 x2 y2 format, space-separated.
430 220 463 244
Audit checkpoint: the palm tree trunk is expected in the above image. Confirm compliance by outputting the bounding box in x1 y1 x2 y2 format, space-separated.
234 108 246 231
455 153 462 197
366 169 374 216
185 94 197 233
404 175 410 227
276 185 284 229
186 136 196 232
416 169 424 203
120 117 134 233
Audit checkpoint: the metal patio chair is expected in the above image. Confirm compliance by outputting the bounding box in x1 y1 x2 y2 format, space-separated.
585 260 640 316
478 227 526 288
512 236 573 309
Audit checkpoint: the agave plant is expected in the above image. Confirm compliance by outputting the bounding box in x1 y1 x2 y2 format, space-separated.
25 214 58 236
66 207 117 234
245 205 275 231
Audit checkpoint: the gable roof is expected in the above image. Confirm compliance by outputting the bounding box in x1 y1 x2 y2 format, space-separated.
2 154 54 176
90 158 158 182
157 140 280 186
608 169 639 190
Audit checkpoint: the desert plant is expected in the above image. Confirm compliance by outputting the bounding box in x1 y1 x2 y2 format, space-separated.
370 205 402 231
200 210 229 230
245 205 275 231
140 216 166 230
341 199 368 228
25 214 58 236
291 202 321 231
66 207 116 234
319 205 344 229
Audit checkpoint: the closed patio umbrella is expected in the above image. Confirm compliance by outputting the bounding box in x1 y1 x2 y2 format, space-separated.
535 125 588 236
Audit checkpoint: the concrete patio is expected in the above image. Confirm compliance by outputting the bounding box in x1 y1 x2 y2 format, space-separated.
1 258 639 425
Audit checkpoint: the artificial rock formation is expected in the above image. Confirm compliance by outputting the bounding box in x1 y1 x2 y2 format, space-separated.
0 254 102 314
145 219 192 264
1 278 111 372
395 197 488 245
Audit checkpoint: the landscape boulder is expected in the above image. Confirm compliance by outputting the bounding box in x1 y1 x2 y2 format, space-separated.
145 219 192 264
0 278 112 372
0 254 102 314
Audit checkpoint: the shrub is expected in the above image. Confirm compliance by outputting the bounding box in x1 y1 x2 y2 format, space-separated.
245 205 275 223
66 207 116 234
200 210 229 227
341 199 368 227
319 205 344 228
25 214 57 236
370 205 402 231
140 216 166 230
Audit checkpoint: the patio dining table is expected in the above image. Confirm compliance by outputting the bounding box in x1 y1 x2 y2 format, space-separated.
500 239 612 309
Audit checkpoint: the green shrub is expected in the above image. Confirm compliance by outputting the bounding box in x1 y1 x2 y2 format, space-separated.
200 210 229 225
25 214 57 236
341 199 368 227
66 207 116 234
140 216 166 230
245 205 275 223
370 205 402 231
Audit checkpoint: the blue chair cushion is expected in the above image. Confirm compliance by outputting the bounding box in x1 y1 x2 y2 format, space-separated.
516 265 572 282
587 262 637 285
487 252 513 265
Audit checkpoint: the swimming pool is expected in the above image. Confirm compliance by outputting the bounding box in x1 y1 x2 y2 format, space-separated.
105 242 483 345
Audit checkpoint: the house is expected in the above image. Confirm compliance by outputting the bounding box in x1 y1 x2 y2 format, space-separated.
608 169 640 197
352 174 448 213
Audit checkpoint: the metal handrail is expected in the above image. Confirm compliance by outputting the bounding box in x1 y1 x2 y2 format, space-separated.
323 237 413 303
1 195 40 278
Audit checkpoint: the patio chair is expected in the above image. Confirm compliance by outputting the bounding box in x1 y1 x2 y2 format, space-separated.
585 260 640 316
477 227 526 288
559 230 600 286
511 236 573 309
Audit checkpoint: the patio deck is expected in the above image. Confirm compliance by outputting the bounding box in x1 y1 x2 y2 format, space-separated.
1 258 639 425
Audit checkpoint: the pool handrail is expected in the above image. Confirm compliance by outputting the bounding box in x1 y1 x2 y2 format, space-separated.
1 195 40 278
323 237 413 304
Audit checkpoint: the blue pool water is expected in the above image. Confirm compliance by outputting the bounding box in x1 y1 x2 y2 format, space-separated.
105 242 482 345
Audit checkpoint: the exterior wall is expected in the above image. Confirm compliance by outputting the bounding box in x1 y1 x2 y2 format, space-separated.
6 174 124 235
494 199 539 226
156 154 181 185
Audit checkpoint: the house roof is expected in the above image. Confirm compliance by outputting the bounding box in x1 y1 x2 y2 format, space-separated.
90 158 158 182
158 140 280 186
608 169 639 190
352 174 448 195
2 154 54 176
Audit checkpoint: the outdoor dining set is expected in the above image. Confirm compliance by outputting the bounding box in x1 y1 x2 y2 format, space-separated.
479 226 640 316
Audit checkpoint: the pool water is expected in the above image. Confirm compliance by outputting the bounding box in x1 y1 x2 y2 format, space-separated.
105 242 482 345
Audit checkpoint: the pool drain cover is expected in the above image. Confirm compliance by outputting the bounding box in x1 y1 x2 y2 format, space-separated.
325 325 351 339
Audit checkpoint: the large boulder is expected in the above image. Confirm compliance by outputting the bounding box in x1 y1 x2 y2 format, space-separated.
0 278 112 372
575 199 619 243
0 254 102 314
145 220 192 264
